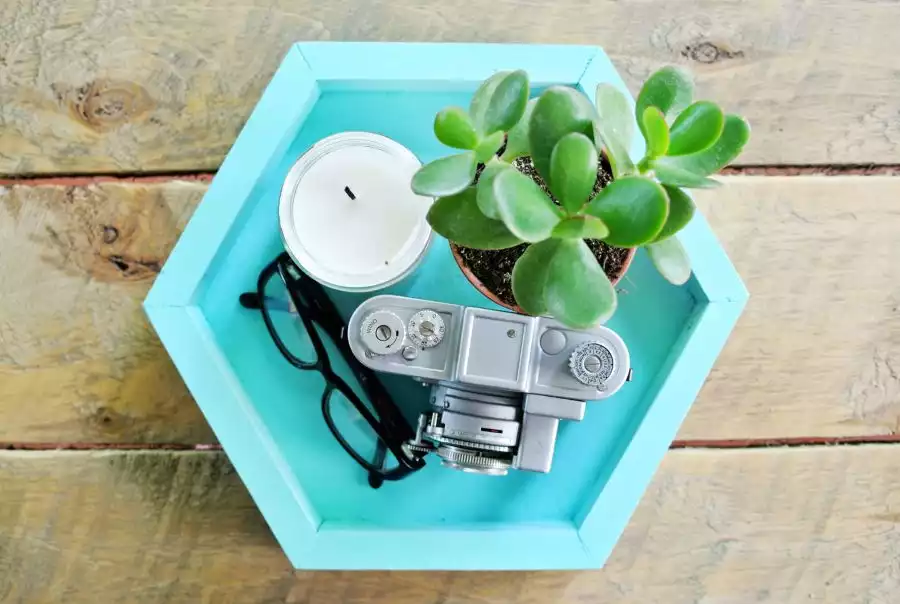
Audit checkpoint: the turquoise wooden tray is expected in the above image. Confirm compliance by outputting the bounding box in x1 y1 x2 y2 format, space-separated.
144 42 747 570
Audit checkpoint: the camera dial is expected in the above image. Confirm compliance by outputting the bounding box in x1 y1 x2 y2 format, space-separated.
568 341 615 388
360 310 406 355
408 309 445 349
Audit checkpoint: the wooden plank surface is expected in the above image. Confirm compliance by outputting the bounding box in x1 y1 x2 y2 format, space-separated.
3 176 898 443
1 446 897 603
688 176 900 439
0 179 214 444
2 0 900 175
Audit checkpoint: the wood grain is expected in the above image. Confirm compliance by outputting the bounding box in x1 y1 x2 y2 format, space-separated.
3 176 899 442
685 176 900 439
1 447 898 603
2 0 899 175
0 179 214 443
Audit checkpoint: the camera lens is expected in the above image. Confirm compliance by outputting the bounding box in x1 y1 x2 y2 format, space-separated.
417 386 521 475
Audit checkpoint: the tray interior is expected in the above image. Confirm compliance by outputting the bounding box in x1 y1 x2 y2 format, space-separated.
195 83 696 528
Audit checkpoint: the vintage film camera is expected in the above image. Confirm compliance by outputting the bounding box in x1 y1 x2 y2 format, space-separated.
348 296 631 476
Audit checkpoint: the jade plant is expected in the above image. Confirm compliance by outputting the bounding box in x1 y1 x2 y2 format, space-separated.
411 68 750 328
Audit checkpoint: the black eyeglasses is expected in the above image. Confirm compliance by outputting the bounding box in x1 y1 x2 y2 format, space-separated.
239 253 425 488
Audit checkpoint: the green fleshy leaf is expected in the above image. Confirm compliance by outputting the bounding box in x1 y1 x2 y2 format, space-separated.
475 159 510 220
474 131 505 164
492 169 563 243
552 215 609 240
654 186 695 241
585 176 668 246
434 106 479 150
651 158 721 189
635 67 693 135
544 239 617 328
411 152 477 197
594 84 636 177
529 86 597 182
654 114 751 176
501 98 537 161
470 71 529 135
484 70 530 134
469 72 508 132
549 132 598 213
595 84 634 150
641 106 670 157
511 239 561 315
646 237 692 285
427 187 522 250
668 101 725 156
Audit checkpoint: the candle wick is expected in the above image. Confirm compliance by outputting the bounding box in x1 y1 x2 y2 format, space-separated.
344 186 356 200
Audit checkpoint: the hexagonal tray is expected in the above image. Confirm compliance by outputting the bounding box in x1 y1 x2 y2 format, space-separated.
145 42 747 570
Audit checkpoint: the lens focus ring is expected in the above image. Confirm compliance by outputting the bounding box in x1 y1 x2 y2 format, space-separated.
436 445 511 476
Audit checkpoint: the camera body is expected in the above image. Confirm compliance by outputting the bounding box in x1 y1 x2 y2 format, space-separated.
348 296 631 475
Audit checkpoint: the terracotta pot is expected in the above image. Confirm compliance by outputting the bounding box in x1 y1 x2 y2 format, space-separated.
450 243 636 314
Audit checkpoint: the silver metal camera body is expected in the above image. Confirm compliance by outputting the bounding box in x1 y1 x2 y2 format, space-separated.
348 295 631 476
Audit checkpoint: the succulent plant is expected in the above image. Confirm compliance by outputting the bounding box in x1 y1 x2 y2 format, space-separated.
412 67 750 328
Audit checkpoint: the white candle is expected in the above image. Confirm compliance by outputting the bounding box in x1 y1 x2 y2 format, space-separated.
279 132 433 291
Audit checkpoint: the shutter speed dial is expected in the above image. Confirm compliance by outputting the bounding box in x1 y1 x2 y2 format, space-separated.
360 311 405 355
568 341 615 389
408 310 445 349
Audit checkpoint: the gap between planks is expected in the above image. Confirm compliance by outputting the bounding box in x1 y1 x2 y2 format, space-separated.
3 164 900 186
1 442 223 451
5 435 900 452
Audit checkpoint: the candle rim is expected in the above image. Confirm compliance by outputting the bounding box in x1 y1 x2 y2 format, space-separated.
279 131 433 292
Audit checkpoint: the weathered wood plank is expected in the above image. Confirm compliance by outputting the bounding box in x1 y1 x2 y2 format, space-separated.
1 447 898 602
686 176 900 439
2 176 899 442
0 179 214 443
1 0 899 175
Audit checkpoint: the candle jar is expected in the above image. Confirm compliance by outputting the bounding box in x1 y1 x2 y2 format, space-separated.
279 132 432 292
